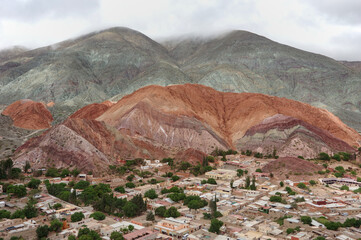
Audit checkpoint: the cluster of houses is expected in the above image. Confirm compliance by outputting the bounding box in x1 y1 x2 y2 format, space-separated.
3 157 361 239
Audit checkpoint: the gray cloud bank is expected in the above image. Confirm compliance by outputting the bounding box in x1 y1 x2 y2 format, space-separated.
0 0 360 60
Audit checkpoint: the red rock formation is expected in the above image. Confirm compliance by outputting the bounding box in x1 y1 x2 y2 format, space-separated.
98 84 361 148
14 84 361 174
15 118 168 174
2 99 53 129
69 101 114 120
238 114 356 158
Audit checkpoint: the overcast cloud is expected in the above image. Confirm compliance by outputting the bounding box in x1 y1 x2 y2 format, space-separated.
0 0 360 60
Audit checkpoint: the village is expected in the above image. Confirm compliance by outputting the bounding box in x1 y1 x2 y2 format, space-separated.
1 152 361 240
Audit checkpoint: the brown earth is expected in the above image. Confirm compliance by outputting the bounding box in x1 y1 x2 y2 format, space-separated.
262 157 323 180
2 99 53 130
175 148 207 165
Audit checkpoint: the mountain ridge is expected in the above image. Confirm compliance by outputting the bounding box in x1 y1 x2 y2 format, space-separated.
0 27 360 131
14 84 359 174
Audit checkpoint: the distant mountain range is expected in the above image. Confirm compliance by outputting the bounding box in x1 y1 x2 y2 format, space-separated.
0 27 360 131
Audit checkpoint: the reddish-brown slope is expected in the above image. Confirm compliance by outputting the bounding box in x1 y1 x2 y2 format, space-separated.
238 114 356 158
2 99 53 129
175 148 207 165
70 101 114 120
15 118 168 174
98 84 361 147
262 157 323 180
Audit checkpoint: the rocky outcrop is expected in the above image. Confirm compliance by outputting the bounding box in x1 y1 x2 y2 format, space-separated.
2 99 53 129
237 114 356 158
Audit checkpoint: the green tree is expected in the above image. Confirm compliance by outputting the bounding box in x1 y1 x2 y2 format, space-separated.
205 156 215 163
77 227 101 240
36 225 49 239
155 206 166 217
207 178 217 185
7 185 27 198
71 168 80 177
300 216 312 225
125 182 135 188
187 200 203 211
209 194 217 218
110 231 124 240
74 180 90 189
114 186 125 193
68 235 76 240
332 154 341 161
179 162 191 171
270 196 282 203
10 237 25 240
50 219 63 232
123 202 138 218
340 185 349 191
146 211 155 221
60 169 70 178
171 175 180 182
45 168 59 177
250 176 256 190
255 168 262 173
126 174 135 182
53 203 63 210
71 212 85 222
335 166 345 172
237 169 244 177
286 228 295 234
297 183 307 189
168 192 186 202
325 221 342 230
128 225 134 231
209 218 223 234
27 178 41 189
24 198 38 219
245 176 251 189
309 180 316 186
319 152 330 160
164 206 181 218
0 209 11 219
10 210 25 219
144 189 158 199
90 211 106 221
280 181 284 187
130 194 146 215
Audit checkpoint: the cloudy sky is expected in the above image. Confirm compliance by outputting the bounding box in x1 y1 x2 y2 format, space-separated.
0 0 361 60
